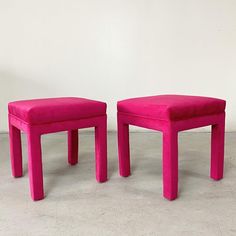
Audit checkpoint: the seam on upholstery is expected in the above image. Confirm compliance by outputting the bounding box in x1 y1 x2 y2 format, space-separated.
9 114 30 126
117 111 225 122
9 113 107 126
118 112 168 122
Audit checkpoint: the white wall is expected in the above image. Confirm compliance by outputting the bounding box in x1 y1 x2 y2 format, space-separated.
0 0 236 132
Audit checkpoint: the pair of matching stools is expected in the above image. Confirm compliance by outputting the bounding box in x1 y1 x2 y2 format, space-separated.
8 95 226 201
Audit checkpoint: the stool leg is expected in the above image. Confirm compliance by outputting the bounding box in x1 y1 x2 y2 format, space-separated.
95 117 107 182
27 130 44 201
117 115 130 177
68 130 79 165
9 123 23 177
211 116 225 180
163 128 178 200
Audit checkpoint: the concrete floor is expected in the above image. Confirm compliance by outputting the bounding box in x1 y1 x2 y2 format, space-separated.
0 132 236 236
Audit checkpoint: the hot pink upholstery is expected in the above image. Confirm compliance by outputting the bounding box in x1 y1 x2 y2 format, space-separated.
9 97 106 125
118 95 226 121
117 94 226 200
9 97 107 201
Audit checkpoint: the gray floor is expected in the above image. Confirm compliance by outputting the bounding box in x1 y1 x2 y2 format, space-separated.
0 132 236 236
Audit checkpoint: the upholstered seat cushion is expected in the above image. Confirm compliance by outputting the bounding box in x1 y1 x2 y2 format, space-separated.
9 97 106 124
117 95 226 121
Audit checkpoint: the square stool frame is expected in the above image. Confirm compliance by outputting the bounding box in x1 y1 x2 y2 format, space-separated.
117 111 225 200
9 114 107 201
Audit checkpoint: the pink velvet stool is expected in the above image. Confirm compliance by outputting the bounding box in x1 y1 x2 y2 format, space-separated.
117 95 226 200
8 97 107 201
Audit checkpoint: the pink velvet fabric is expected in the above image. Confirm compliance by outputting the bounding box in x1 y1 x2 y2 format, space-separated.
118 95 226 121
8 97 106 124
117 94 226 201
9 97 107 201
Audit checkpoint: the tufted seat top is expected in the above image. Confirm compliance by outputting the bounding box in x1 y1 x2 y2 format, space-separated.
117 95 226 121
9 97 107 125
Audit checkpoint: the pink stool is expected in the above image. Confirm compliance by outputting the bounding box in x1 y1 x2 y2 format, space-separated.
8 97 107 201
117 95 226 200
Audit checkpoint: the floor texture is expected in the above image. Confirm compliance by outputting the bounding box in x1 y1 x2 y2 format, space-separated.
0 132 236 236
